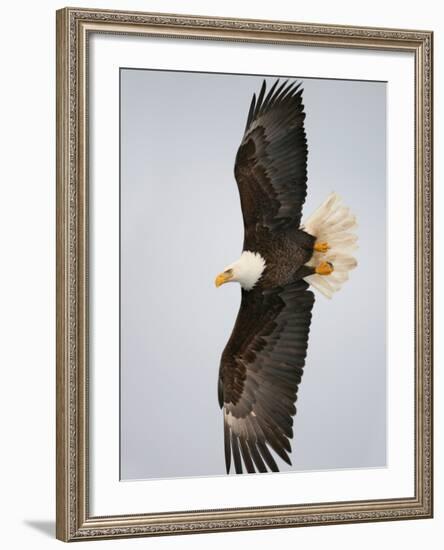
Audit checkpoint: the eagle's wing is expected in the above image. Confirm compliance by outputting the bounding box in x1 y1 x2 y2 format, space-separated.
234 79 308 245
218 280 315 474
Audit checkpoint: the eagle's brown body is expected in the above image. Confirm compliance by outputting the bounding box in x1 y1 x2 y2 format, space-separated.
247 226 316 289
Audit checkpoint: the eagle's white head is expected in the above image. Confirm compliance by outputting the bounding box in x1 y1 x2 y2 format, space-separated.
215 251 266 291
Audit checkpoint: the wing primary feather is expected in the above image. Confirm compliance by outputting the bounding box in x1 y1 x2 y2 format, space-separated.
263 78 280 111
245 93 256 131
245 416 272 473
256 440 279 472
224 414 231 474
273 79 293 103
280 81 300 102
243 417 268 473
239 436 256 473
262 425 292 464
294 84 303 98
261 79 279 113
288 82 302 98
270 79 289 106
231 432 243 474
247 440 267 473
254 80 267 118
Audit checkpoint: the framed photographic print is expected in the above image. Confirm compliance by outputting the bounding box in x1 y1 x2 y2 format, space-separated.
56 7 433 542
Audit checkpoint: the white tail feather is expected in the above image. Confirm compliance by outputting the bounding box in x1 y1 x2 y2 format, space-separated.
302 192 358 298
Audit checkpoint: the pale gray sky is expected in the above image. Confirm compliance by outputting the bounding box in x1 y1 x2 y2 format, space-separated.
120 68 387 481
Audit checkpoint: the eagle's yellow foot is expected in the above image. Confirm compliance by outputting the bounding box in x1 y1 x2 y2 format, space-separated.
314 241 330 253
315 261 334 275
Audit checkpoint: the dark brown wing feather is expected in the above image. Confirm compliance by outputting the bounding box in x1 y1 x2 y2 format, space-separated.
218 280 314 474
234 79 308 246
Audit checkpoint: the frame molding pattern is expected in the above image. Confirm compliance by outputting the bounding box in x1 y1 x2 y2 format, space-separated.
56 7 433 542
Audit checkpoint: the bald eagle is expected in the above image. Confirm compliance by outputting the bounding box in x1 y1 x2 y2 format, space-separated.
215 79 358 474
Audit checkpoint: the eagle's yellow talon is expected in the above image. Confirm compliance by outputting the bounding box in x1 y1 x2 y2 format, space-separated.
314 241 330 253
315 261 334 275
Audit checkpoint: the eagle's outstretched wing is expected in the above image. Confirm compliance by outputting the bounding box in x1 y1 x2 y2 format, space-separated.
218 280 314 473
234 79 308 247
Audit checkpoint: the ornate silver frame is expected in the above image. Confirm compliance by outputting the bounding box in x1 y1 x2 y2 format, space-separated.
56 7 433 542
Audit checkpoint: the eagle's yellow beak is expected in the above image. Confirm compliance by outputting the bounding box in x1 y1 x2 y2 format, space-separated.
215 270 233 288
